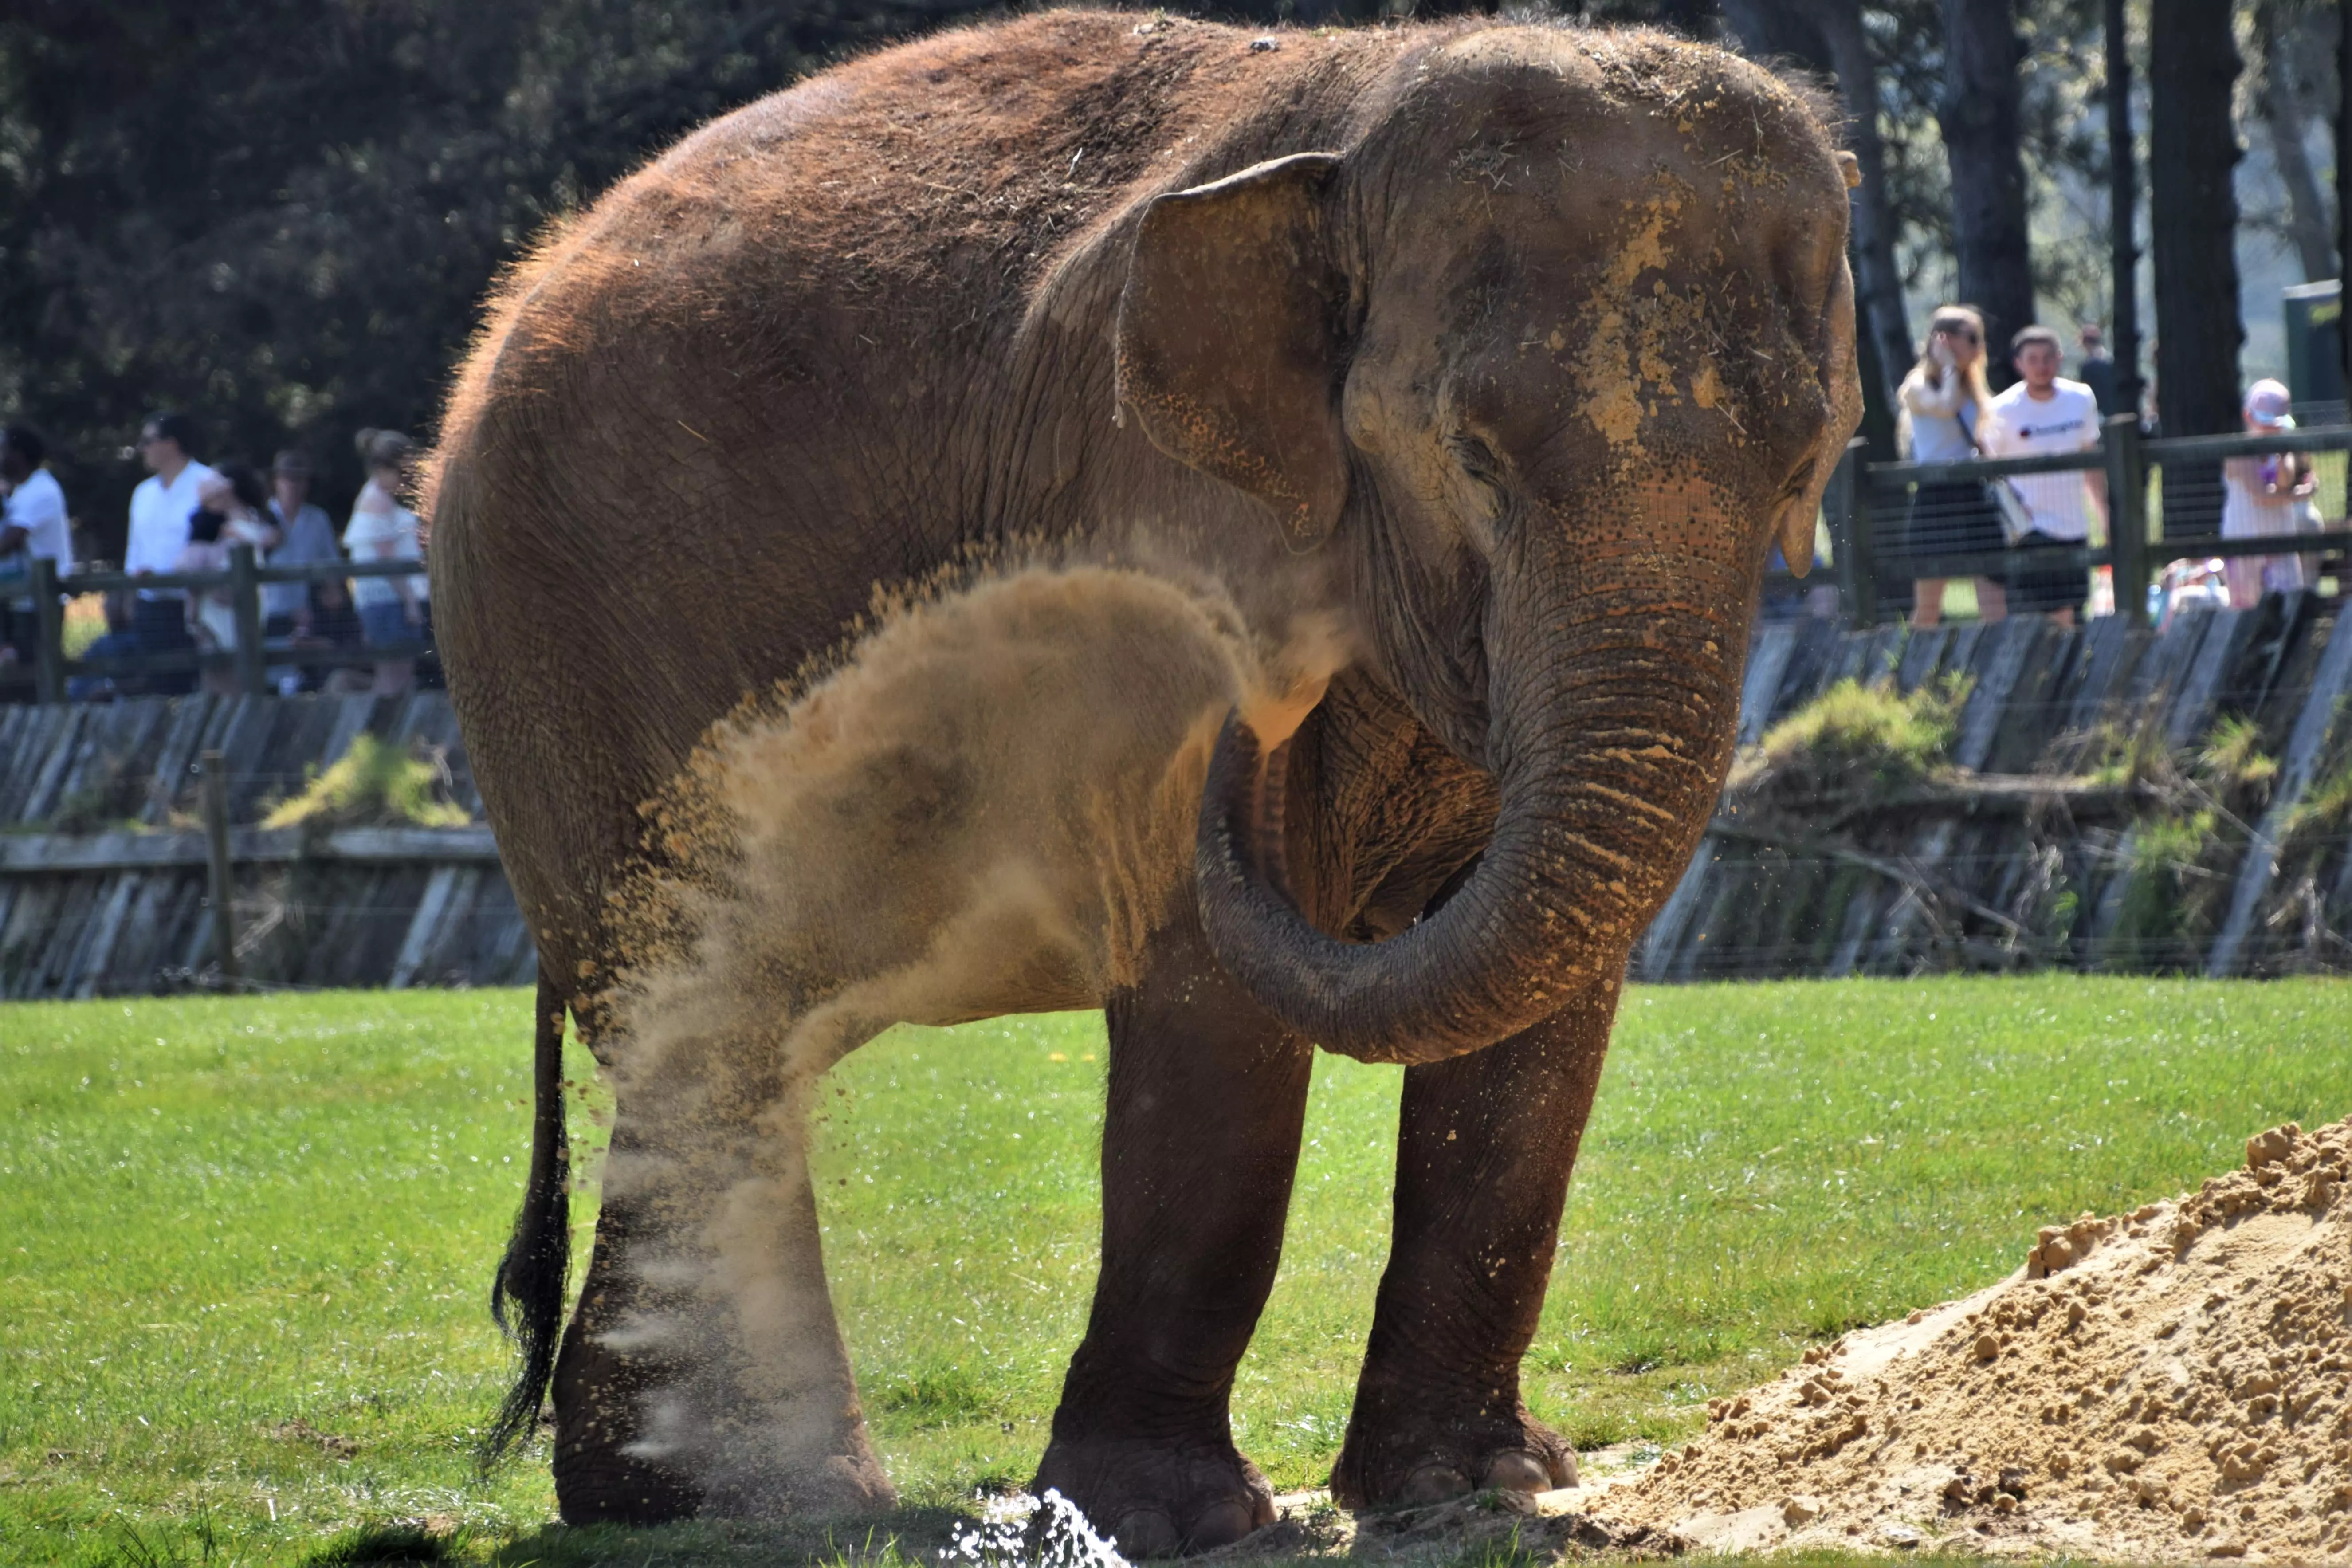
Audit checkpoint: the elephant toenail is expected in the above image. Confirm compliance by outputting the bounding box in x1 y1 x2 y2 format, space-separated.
1185 1499 1256 1551
1481 1451 1551 1493
1113 1507 1181 1559
1401 1463 1471 1504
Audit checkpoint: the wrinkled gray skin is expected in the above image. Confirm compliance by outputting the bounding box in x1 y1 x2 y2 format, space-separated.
430 10 1861 1554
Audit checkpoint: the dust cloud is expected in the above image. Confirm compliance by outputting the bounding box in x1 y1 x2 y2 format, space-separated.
1596 1116 2352 1561
579 561 1346 1512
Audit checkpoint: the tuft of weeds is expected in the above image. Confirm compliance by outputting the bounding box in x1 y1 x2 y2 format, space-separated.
880 1368 1004 1429
2193 713 2278 797
1444 1524 1550 1568
1732 674 1968 803
2281 755 2352 844
260 735 471 831
301 1524 455 1565
99 1517 221 1568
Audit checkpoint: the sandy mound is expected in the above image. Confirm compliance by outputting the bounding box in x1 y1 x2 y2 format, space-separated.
1593 1117 2352 1562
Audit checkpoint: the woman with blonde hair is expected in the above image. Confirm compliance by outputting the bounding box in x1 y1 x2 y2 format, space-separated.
344 428 428 695
1900 305 2006 625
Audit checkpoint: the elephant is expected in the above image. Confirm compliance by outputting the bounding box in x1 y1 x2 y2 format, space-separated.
428 9 1861 1554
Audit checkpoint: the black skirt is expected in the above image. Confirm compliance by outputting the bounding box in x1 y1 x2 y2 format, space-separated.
2006 531 2089 615
1903 479 2005 570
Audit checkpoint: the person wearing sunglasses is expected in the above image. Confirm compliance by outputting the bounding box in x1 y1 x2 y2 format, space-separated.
1898 305 2004 625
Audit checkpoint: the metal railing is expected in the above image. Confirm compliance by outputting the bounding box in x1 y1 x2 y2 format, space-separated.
1817 415 2352 629
4 549 430 703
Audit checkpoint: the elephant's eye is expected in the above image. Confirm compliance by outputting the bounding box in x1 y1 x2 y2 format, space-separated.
1446 432 1504 484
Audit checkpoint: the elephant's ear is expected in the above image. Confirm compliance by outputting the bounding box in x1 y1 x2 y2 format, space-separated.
1118 153 1350 553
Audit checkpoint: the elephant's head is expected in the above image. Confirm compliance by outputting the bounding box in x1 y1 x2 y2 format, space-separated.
1117 29 1861 1062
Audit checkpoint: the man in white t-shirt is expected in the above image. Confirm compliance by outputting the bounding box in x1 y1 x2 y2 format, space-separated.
1979 326 2109 625
1 425 73 664
125 412 217 692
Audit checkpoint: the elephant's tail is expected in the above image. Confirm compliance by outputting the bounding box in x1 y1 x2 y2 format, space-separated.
483 973 572 1464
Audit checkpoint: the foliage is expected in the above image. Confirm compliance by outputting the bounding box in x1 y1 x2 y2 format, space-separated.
2102 713 2283 968
5 982 2350 1564
2193 712 2279 796
1732 672 1967 800
0 0 1004 554
260 733 470 830
2281 754 2352 844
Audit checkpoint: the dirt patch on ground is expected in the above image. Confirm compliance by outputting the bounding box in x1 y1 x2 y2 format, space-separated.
1589 1116 2352 1562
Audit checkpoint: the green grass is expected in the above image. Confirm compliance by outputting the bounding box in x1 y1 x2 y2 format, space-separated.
4 978 2350 1564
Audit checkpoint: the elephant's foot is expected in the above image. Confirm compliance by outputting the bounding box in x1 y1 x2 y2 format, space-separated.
1330 1395 1577 1511
552 1367 703 1525
696 1424 897 1521
1033 1434 1276 1557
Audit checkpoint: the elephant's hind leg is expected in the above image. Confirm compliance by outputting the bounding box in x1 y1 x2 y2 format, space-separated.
1330 975 1617 1510
1036 906 1313 1557
555 1032 891 1523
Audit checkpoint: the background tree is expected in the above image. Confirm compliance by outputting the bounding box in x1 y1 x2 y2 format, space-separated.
2250 0 2340 282
1718 0 1911 457
2149 0 2242 537
0 0 1001 556
1940 0 2036 380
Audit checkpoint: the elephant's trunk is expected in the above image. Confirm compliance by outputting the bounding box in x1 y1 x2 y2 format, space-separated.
1195 527 1749 1064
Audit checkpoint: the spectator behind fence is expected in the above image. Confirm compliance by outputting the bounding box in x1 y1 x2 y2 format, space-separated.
1 425 73 668
2076 323 2119 417
264 450 346 692
124 412 217 695
1898 305 2005 627
2220 379 2321 609
178 464 278 694
345 428 428 696
1980 326 2108 628
67 587 141 702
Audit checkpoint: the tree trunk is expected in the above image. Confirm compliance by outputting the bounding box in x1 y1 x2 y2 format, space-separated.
2257 0 2339 281
1817 0 1917 418
2150 0 2243 539
1940 0 2035 385
1718 0 1910 456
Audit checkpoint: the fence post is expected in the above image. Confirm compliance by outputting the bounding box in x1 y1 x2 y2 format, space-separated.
30 555 66 704
2104 413 2149 629
1830 437 1877 628
200 749 240 985
229 543 267 695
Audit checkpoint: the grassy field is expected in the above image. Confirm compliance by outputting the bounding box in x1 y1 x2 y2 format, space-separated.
3 977 2349 1566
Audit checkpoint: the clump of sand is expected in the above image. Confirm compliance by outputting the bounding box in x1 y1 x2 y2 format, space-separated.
1594 1116 2352 1562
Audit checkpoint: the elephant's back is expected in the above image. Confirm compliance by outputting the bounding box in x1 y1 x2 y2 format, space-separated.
426 12 1382 973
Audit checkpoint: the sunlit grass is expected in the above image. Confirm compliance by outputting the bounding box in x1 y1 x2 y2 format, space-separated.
4 977 2348 1564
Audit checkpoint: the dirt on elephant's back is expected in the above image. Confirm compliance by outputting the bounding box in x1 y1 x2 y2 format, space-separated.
1588 1116 2352 1563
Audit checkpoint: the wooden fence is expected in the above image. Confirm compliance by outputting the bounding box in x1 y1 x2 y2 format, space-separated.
1 555 430 703
4 603 2350 998
1809 418 2352 627
0 692 532 997
1632 593 2352 980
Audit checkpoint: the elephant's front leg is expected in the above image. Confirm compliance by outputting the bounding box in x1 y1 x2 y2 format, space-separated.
1331 973 1619 1509
551 1042 891 1524
1036 906 1315 1556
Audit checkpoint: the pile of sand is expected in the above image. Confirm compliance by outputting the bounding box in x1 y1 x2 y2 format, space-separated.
1590 1117 2352 1562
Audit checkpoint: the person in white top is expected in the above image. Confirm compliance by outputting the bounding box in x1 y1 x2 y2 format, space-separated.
345 428 429 696
1897 304 2006 626
125 412 218 692
2219 379 2319 609
1 426 73 667
1978 326 2108 626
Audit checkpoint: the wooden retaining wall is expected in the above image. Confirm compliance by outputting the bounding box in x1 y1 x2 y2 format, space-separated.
6 599 2350 998
1632 595 2352 981
0 693 534 998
